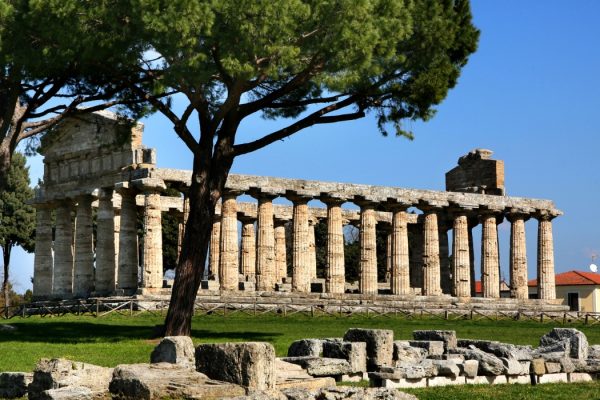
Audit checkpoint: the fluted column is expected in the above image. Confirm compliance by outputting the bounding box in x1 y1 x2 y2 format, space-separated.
408 223 424 293
508 212 529 299
73 195 94 298
95 189 116 294
324 199 345 294
537 212 557 300
480 212 500 298
33 204 54 299
117 187 138 293
219 193 239 291
177 195 189 263
439 224 451 295
422 208 442 296
391 207 410 295
452 213 471 297
140 190 163 289
308 218 317 280
53 201 74 298
384 227 392 284
274 219 288 283
468 220 476 297
240 217 256 282
292 197 311 292
359 203 377 295
256 196 276 291
209 218 221 280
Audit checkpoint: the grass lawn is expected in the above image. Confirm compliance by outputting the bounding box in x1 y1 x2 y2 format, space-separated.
1 313 599 372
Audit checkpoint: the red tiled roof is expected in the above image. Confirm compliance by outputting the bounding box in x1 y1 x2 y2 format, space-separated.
474 280 510 293
528 270 600 287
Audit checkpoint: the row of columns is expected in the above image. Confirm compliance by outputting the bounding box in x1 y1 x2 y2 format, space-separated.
208 193 557 301
32 186 164 299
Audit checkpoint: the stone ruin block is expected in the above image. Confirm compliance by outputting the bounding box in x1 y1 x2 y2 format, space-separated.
393 341 427 365
445 148 505 195
279 357 352 377
451 348 504 376
109 363 245 400
457 339 532 361
287 339 323 357
322 339 367 374
540 328 589 360
150 336 195 369
408 340 444 357
27 358 113 400
413 330 457 353
343 329 394 371
0 372 33 399
195 342 275 390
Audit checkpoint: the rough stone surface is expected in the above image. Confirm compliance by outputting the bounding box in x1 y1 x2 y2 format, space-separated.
150 336 195 369
413 330 457 352
322 340 367 373
375 360 437 380
465 375 508 385
451 348 504 376
537 373 568 384
0 372 32 399
408 340 444 357
530 358 546 375
589 345 600 360
427 376 465 387
393 341 427 365
539 328 588 360
501 358 526 375
281 357 352 377
461 360 479 378
109 362 245 400
343 329 393 371
457 339 532 360
288 340 323 357
545 362 561 374
28 359 113 400
195 342 276 390
431 360 460 378
36 386 93 400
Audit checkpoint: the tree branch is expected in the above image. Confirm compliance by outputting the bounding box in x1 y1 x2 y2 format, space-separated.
234 95 361 156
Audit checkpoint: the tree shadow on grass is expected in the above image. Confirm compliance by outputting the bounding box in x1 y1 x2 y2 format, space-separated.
0 322 282 344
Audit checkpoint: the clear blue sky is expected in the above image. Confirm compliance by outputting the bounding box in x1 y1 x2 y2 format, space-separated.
10 1 600 293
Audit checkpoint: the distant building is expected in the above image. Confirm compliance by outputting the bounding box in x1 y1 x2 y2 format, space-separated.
474 280 511 298
528 270 600 312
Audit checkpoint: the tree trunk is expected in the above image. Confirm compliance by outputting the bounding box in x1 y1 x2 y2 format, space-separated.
2 242 11 309
163 145 234 336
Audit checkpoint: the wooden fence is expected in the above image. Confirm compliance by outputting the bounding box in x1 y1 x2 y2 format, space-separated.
2 298 600 325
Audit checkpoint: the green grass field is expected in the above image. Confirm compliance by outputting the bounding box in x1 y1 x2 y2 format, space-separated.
1 313 599 399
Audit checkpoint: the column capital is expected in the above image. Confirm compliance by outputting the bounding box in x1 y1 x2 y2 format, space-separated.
286 191 312 203
535 209 561 221
114 182 138 196
506 208 533 223
238 215 256 224
274 217 289 227
385 199 412 212
477 207 504 224
222 189 242 200
320 195 346 206
248 189 278 201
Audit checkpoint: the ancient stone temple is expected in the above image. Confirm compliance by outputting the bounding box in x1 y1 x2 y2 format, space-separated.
31 112 563 311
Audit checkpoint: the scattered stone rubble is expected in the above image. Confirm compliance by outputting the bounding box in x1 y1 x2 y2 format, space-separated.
1 327 599 399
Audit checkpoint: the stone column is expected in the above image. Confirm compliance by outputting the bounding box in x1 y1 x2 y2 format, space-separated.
274 219 288 283
177 196 189 263
537 212 557 300
140 190 163 290
324 199 345 294
95 189 116 295
422 208 442 296
53 201 74 298
408 223 424 293
468 220 476 297
480 212 500 298
256 196 276 291
209 218 221 280
117 187 138 293
240 217 256 282
439 224 451 295
33 204 53 299
219 193 239 291
73 195 94 298
292 197 311 292
390 207 410 295
508 212 529 299
308 218 317 280
384 227 392 284
359 203 377 295
452 213 471 297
